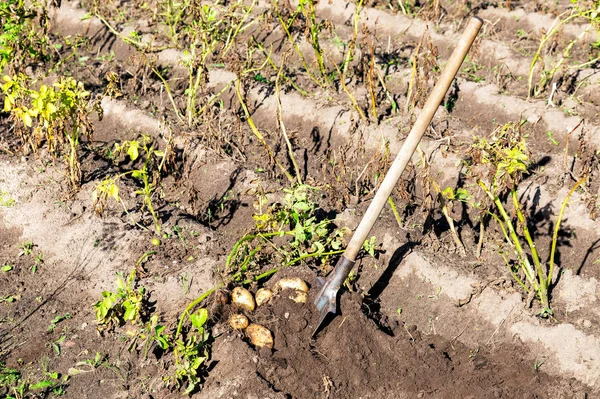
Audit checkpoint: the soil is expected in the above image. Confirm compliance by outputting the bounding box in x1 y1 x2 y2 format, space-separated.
1 0 600 398
208 274 588 399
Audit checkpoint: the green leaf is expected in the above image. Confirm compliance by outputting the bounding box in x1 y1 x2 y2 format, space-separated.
116 273 127 290
22 112 32 127
1 264 13 272
30 380 54 390
441 187 454 199
455 188 470 201
123 301 137 322
107 182 120 201
312 241 324 254
127 141 140 161
131 170 145 179
190 308 208 330
294 201 311 212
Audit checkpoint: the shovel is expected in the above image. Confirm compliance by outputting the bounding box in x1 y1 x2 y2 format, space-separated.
313 17 483 336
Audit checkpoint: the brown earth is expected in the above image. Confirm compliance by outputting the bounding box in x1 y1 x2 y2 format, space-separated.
2 0 600 398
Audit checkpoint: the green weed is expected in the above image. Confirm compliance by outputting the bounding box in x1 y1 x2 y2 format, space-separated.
48 313 72 333
171 308 210 394
0 190 16 207
19 241 33 256
0 361 66 399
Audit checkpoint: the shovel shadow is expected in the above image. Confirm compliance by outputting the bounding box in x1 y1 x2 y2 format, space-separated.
367 240 418 300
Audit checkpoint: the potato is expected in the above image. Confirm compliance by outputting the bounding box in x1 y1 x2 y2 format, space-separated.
255 288 273 307
289 290 308 304
246 323 273 348
232 287 255 312
274 277 309 293
229 314 249 330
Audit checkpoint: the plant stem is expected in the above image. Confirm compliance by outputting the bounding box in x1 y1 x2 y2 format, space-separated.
333 60 367 122
387 196 403 228
274 0 321 87
251 38 308 96
276 56 303 185
478 180 536 285
368 42 378 122
511 190 545 295
547 176 587 287
234 79 295 183
152 68 185 124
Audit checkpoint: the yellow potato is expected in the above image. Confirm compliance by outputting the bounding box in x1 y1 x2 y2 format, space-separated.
274 277 309 293
255 288 274 307
231 287 256 312
289 290 308 304
229 314 249 330
246 323 273 348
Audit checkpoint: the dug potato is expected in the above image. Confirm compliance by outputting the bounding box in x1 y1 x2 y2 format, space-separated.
232 287 256 312
274 277 309 293
255 288 274 306
246 323 273 348
289 290 308 304
229 314 249 330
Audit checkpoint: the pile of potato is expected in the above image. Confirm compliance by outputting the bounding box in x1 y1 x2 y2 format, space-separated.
227 277 309 348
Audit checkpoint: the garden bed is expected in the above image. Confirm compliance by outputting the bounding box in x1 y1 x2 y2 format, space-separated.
1 0 599 397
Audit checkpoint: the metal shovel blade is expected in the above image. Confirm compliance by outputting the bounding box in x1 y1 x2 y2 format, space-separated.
312 256 355 335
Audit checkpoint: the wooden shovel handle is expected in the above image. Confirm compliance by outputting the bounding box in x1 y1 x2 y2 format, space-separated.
343 17 483 261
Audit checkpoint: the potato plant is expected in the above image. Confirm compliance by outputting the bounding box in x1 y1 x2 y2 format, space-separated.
527 0 600 98
227 184 346 282
0 0 51 74
2 74 99 189
93 134 171 233
464 122 586 316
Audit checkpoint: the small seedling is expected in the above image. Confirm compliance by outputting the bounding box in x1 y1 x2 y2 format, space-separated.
547 131 559 146
0 360 65 398
362 236 378 257
0 190 15 207
48 313 71 333
93 269 147 331
172 308 210 394
68 352 108 375
19 241 34 256
47 334 66 357
180 273 191 295
31 253 43 274
0 295 18 303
